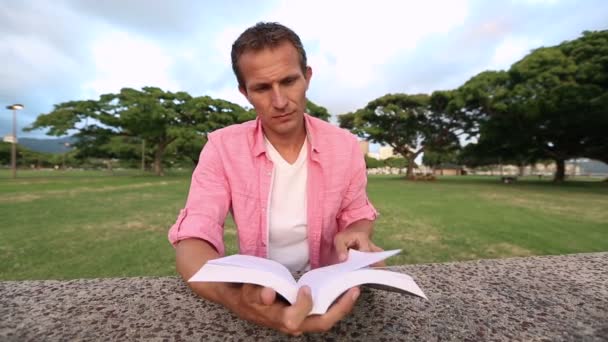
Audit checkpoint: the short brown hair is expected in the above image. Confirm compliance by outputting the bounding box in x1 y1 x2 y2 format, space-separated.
231 22 307 88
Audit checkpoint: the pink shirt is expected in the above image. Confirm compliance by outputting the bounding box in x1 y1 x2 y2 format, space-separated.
168 114 378 269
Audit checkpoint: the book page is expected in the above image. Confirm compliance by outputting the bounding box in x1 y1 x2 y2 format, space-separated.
311 269 427 315
297 249 401 295
207 254 295 283
188 263 299 303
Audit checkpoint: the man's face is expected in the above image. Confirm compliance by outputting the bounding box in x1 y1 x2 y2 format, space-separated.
238 41 312 139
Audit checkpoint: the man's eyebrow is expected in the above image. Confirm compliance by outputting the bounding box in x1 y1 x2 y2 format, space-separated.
281 73 301 82
250 74 302 89
250 81 270 89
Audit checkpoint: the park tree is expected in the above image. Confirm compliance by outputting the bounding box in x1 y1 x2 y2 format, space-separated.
514 30 608 178
27 87 252 175
448 30 608 182
339 93 459 177
422 148 460 171
306 99 331 121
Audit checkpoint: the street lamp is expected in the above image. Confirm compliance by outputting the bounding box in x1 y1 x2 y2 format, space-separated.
6 104 24 179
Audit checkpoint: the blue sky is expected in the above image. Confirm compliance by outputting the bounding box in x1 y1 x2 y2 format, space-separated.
1 0 607 139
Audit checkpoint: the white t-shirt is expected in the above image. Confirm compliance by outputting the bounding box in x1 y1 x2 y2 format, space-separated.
264 137 310 272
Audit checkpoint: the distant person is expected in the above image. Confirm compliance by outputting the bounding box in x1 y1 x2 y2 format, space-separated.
168 22 381 335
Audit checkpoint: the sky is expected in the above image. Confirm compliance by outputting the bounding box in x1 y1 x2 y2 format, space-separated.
1 0 607 139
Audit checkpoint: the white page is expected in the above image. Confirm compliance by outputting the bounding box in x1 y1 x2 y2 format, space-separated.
311 269 427 315
297 249 401 299
188 263 299 303
207 254 295 284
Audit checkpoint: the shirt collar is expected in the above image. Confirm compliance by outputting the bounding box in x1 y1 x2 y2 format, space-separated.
252 113 320 157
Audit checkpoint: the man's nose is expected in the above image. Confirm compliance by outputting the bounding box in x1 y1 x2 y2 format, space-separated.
271 86 288 109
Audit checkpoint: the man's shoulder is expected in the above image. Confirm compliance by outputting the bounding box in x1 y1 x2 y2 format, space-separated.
306 115 358 144
208 119 257 142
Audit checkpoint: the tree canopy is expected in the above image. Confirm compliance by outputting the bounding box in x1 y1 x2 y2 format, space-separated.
444 30 608 181
339 93 460 177
27 87 253 175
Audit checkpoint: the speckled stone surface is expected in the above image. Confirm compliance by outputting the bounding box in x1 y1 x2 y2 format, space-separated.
1 253 607 341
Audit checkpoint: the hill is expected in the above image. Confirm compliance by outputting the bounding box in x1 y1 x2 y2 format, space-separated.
19 137 76 154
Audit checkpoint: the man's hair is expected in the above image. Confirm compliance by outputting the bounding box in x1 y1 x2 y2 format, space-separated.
231 22 307 88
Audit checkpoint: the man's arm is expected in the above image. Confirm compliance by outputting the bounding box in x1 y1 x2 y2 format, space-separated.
175 239 237 305
333 137 382 261
175 238 360 336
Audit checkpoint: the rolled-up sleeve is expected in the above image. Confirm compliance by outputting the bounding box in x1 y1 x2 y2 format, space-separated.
168 137 230 256
336 137 379 231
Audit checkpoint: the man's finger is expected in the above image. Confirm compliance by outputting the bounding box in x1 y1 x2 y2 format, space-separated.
370 242 384 252
368 242 386 266
260 286 276 305
334 235 350 262
301 287 360 332
283 286 313 331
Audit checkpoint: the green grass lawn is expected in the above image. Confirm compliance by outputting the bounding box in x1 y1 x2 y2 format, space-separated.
1 169 607 280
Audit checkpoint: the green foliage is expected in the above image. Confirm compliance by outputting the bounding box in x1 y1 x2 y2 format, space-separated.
448 30 608 181
339 93 460 176
383 157 408 169
363 155 409 169
423 148 460 168
0 142 11 165
27 88 252 175
364 155 383 169
0 142 66 168
306 99 331 121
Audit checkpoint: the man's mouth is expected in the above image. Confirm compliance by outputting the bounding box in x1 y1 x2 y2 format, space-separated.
273 112 293 119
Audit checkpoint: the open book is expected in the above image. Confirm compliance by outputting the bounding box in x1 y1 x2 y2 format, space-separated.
189 249 427 315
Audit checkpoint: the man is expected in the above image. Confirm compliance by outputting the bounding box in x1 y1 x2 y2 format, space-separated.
168 22 381 335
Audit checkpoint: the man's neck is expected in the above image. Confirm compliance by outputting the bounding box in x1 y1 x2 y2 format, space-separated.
264 125 307 164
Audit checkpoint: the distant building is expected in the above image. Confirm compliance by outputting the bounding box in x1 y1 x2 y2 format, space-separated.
379 146 394 160
433 163 464 176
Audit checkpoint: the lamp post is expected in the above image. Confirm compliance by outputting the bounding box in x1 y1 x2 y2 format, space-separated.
6 104 24 179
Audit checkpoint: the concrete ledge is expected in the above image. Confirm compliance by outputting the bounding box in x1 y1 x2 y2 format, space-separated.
1 253 607 341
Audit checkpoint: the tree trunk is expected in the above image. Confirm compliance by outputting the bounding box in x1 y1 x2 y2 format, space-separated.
404 149 423 179
553 158 565 182
518 164 525 177
153 145 166 176
406 158 416 178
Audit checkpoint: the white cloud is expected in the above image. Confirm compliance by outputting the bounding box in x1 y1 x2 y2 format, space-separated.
0 33 78 91
207 86 251 109
4 0 607 138
267 0 470 89
489 36 541 70
82 30 179 98
513 0 561 5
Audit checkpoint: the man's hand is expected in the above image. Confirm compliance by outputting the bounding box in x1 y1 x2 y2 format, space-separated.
231 284 360 336
176 239 360 336
334 219 385 265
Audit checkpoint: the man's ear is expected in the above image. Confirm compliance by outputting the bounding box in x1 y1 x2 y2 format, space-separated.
305 66 313 90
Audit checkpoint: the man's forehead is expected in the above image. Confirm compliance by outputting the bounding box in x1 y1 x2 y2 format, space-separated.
239 43 303 83
239 41 299 64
